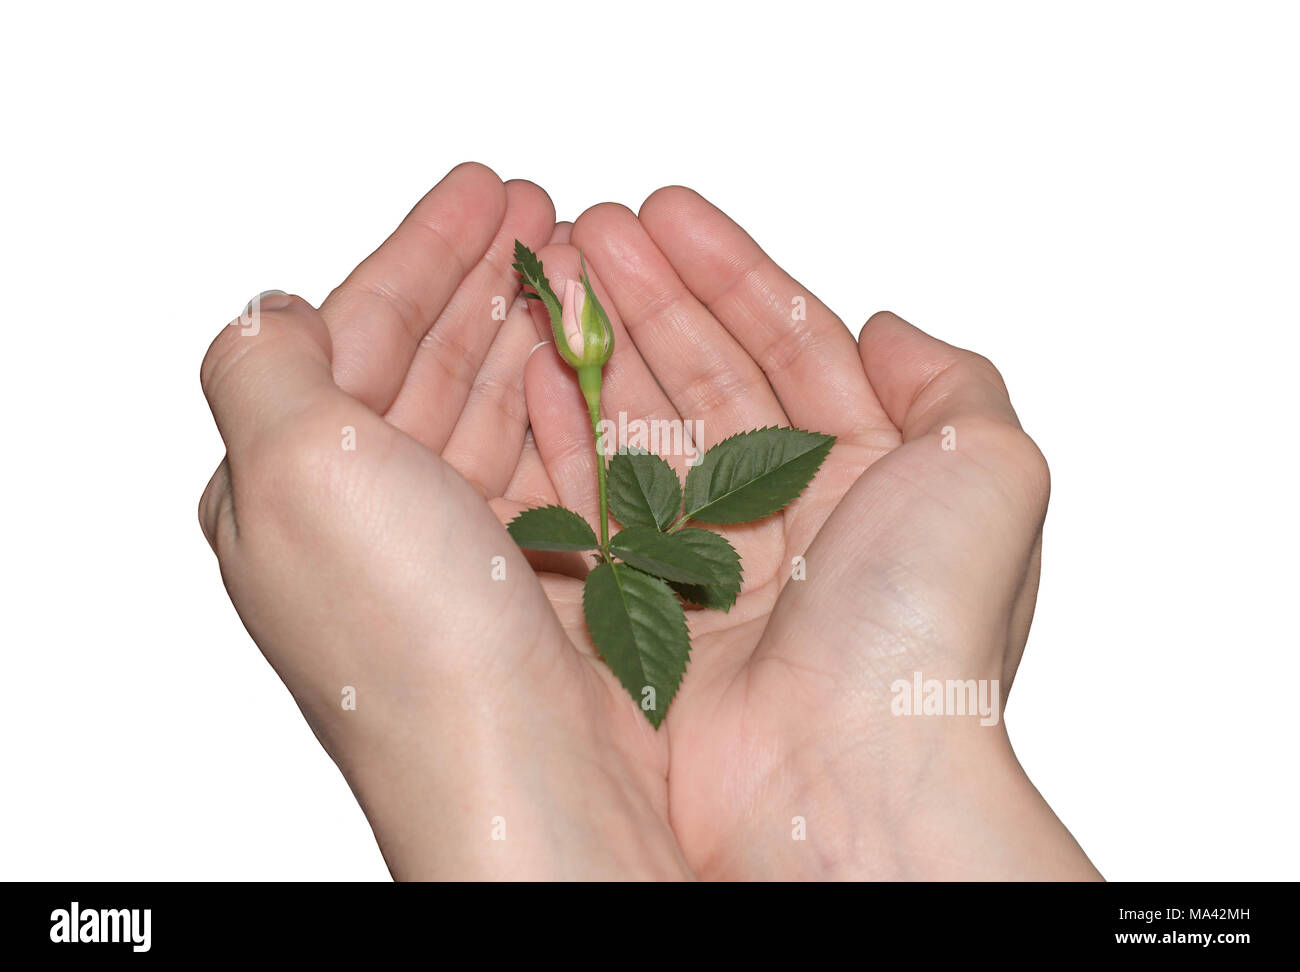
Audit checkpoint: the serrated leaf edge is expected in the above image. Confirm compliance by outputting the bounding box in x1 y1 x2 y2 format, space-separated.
608 526 714 585
670 528 744 612
583 562 691 729
607 448 683 532
683 426 836 523
505 504 599 550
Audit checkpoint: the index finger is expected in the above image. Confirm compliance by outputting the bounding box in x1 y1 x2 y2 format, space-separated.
319 161 507 412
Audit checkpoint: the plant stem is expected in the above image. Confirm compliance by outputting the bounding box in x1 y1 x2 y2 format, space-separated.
666 515 689 534
579 365 610 555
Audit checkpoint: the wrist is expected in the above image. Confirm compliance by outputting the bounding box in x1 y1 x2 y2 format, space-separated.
711 718 1100 881
812 723 1101 880
338 662 689 881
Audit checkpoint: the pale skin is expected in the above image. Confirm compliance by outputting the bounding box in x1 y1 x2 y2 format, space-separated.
200 162 1100 880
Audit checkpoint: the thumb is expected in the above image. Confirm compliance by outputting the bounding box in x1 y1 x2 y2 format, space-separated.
756 312 1049 693
857 310 1024 439
201 292 342 455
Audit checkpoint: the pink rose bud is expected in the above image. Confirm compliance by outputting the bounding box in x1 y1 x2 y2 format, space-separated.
561 278 586 359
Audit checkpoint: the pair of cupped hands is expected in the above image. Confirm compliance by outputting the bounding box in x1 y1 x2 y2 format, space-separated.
200 163 1098 880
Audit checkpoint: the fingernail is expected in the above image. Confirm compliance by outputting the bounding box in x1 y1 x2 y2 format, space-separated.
528 339 552 359
243 290 290 316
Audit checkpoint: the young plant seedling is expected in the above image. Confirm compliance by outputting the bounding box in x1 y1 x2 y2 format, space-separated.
508 241 835 727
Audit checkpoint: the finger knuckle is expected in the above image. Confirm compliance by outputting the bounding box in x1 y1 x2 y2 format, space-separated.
956 349 1009 395
200 297 313 398
1005 427 1050 501
200 324 248 398
965 418 1050 509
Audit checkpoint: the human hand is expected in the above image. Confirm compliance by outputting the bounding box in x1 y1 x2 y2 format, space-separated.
199 164 690 879
201 165 1097 881
523 189 1100 879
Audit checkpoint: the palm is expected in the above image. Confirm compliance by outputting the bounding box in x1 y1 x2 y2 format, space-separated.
327 171 911 876
209 165 1051 878
515 189 1050 878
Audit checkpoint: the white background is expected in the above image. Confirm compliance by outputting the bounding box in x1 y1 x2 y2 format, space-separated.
1 1 1296 880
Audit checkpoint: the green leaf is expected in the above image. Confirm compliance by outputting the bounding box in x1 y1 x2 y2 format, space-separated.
506 505 598 552
511 240 564 346
609 526 712 584
668 528 743 612
607 448 682 531
584 562 691 728
682 427 836 524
